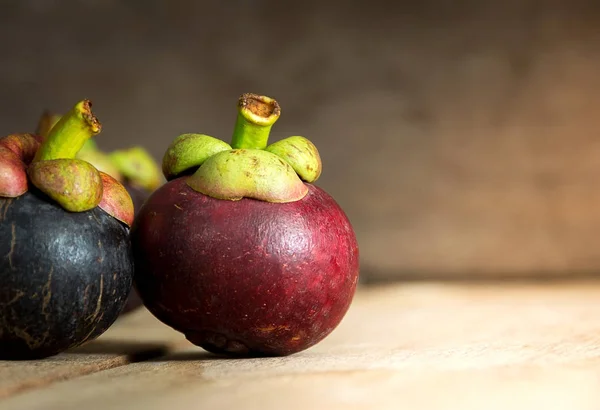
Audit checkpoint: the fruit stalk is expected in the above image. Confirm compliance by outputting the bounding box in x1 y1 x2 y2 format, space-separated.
230 93 281 150
34 100 101 162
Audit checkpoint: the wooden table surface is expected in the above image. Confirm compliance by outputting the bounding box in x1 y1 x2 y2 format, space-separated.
2 281 600 410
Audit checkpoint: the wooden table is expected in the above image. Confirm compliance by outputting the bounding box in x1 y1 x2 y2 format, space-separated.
2 281 600 410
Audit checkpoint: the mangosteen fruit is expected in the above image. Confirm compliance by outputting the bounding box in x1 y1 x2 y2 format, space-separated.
0 100 135 360
131 93 360 357
36 112 163 314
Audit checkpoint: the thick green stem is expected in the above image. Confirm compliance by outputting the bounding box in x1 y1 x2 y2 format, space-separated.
33 100 101 162
230 93 281 149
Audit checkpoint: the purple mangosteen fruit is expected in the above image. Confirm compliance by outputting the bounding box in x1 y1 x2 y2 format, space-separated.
0 100 135 360
36 113 163 314
131 93 360 356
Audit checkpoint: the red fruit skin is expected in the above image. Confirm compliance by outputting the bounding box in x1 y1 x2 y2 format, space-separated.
131 177 359 356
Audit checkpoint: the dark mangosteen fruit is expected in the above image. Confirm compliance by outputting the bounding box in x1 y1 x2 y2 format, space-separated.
0 100 135 360
131 93 360 357
36 112 163 314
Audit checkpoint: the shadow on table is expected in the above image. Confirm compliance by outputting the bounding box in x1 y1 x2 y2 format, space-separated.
69 340 170 362
156 350 265 361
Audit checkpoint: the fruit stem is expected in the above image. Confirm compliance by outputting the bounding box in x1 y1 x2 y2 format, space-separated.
230 93 281 150
33 100 101 162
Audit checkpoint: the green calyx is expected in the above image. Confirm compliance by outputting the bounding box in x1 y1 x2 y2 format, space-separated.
76 143 123 180
162 134 231 181
265 136 322 182
109 147 162 191
29 159 104 212
163 93 323 203
30 100 105 212
187 149 307 202
36 112 162 192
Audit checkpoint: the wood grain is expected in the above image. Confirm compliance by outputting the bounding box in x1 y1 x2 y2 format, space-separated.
3 281 600 409
0 308 188 399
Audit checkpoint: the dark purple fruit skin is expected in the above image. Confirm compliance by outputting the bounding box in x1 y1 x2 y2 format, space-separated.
131 177 359 356
119 182 150 315
0 189 134 360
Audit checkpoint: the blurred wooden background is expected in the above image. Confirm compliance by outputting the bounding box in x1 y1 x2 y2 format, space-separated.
1 0 600 282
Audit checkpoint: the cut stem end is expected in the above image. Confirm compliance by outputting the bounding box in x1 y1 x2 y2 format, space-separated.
238 93 281 126
230 93 281 150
